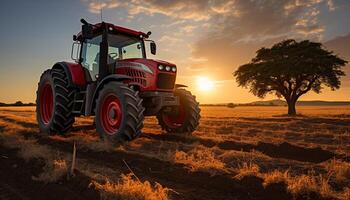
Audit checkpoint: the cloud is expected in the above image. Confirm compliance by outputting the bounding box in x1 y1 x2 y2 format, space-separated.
180 25 196 34
83 0 221 20
325 33 350 75
82 0 347 76
326 0 336 11
83 0 339 38
158 35 182 45
325 33 350 59
87 1 107 14
82 1 334 42
189 0 339 78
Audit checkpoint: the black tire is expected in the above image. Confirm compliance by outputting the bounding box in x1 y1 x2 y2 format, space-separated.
36 68 75 134
157 89 200 133
95 82 144 142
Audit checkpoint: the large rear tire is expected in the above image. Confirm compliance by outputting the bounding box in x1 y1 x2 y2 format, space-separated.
157 89 200 133
95 82 144 142
36 68 75 134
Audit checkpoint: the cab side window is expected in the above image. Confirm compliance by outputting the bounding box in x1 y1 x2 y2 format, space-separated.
81 36 102 81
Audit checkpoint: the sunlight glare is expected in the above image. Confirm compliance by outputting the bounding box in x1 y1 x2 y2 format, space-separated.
197 77 214 92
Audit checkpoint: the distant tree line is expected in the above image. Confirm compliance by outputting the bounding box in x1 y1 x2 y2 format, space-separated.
234 39 348 115
0 101 35 107
200 102 279 108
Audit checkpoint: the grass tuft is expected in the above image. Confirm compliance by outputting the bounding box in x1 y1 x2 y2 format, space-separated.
173 146 227 175
91 174 169 200
340 187 350 200
263 170 290 186
234 161 260 179
325 159 350 182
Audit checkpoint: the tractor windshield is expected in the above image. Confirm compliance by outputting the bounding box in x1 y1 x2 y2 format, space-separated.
108 34 145 60
81 34 145 81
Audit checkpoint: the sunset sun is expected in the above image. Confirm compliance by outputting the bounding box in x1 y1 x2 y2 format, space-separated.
197 77 214 92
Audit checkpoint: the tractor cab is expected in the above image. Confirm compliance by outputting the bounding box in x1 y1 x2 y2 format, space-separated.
73 20 156 82
72 20 166 82
36 19 200 143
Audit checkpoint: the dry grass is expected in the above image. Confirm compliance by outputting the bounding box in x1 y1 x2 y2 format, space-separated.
234 161 260 179
263 170 290 186
49 133 115 152
78 159 122 183
1 106 350 199
173 146 227 175
230 161 338 199
324 159 350 182
340 187 350 200
91 174 169 200
287 174 334 198
0 123 69 183
200 105 350 118
0 127 52 162
263 170 335 199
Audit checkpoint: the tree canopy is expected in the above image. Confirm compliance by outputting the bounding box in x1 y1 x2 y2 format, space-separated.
234 39 348 115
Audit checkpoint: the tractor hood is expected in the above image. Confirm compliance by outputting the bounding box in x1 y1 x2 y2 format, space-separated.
115 58 176 74
114 58 177 91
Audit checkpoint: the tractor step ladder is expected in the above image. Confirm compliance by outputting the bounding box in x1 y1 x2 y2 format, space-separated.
72 90 86 115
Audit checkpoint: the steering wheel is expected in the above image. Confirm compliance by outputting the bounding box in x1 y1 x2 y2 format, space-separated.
109 53 119 60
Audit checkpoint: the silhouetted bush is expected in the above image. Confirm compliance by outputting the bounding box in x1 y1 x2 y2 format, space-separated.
227 103 236 108
14 101 24 106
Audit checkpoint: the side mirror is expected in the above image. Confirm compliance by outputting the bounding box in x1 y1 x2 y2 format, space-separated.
82 24 94 39
150 41 156 55
81 19 93 39
71 42 81 63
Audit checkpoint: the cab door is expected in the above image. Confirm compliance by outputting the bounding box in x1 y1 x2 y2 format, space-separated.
81 35 102 81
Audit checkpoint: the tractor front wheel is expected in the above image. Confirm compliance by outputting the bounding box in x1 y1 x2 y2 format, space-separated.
95 82 144 142
36 69 75 134
157 89 200 133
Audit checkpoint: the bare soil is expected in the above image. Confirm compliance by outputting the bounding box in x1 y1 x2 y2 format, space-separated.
0 106 349 200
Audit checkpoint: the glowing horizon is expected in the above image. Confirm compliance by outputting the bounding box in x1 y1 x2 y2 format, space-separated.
0 1 349 104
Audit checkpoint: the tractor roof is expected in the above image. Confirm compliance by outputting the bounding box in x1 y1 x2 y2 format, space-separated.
76 22 149 40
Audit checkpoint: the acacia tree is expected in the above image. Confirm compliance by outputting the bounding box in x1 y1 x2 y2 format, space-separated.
234 39 347 115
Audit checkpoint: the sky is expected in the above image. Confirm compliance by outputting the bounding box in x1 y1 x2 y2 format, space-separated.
0 0 349 104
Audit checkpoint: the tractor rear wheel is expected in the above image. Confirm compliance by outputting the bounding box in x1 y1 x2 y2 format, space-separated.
95 82 144 142
157 89 200 133
36 69 75 134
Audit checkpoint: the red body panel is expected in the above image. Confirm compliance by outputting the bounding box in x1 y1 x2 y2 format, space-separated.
115 58 176 92
77 23 148 40
61 59 176 91
64 62 86 86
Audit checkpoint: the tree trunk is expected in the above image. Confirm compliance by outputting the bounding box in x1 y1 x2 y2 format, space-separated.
287 100 297 116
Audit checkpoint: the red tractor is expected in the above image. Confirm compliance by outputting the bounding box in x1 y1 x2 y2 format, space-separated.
36 19 200 142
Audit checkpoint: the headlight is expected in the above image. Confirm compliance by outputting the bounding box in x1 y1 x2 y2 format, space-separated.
165 66 171 71
158 65 164 70
171 66 176 72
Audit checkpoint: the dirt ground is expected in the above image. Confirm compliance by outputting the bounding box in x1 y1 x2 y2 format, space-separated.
0 106 349 200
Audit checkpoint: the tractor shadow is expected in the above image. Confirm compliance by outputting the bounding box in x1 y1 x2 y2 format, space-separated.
0 125 5 132
71 124 95 132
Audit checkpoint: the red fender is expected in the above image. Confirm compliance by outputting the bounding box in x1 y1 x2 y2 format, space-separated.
52 62 86 87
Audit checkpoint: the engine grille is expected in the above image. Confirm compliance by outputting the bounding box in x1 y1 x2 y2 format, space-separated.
126 68 146 86
157 73 175 90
